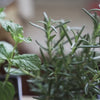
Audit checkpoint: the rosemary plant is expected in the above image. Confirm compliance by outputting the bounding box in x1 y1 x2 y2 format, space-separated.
28 8 100 100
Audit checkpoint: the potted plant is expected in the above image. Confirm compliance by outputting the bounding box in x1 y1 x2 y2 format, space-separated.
27 8 100 100
0 8 41 100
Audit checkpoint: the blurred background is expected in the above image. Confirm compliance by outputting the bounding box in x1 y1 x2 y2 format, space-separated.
0 0 98 55
0 0 99 99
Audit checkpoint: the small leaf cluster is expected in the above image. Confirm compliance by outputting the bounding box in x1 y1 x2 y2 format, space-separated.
28 9 100 100
0 8 41 100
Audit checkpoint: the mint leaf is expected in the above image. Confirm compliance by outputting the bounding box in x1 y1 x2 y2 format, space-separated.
0 41 16 65
0 82 15 100
11 54 41 71
4 67 25 76
0 44 8 60
0 20 23 33
0 41 14 53
0 19 31 43
0 41 14 60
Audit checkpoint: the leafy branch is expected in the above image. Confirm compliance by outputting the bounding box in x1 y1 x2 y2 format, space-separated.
0 8 41 100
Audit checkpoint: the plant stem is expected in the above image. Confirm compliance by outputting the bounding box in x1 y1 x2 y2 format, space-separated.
4 43 18 85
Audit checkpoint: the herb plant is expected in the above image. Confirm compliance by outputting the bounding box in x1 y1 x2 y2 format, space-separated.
28 8 100 100
0 8 41 100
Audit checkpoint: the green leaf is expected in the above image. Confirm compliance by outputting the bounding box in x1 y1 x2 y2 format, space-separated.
4 67 25 75
19 36 32 43
43 12 49 22
50 20 70 33
89 9 100 12
51 25 57 33
0 41 14 61
85 65 97 73
0 44 8 60
61 25 72 45
0 41 14 53
92 56 100 61
48 35 56 42
71 40 82 54
82 8 97 26
0 19 30 43
0 42 13 65
11 54 41 71
71 30 76 38
75 26 85 42
0 19 23 33
63 37 75 45
37 20 47 25
40 48 47 64
55 20 70 29
29 22 45 32
93 86 100 94
84 83 89 95
0 82 15 100
78 45 100 48
54 34 65 48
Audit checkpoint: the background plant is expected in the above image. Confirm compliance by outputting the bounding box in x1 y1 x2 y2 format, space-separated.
0 8 41 100
28 8 100 100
